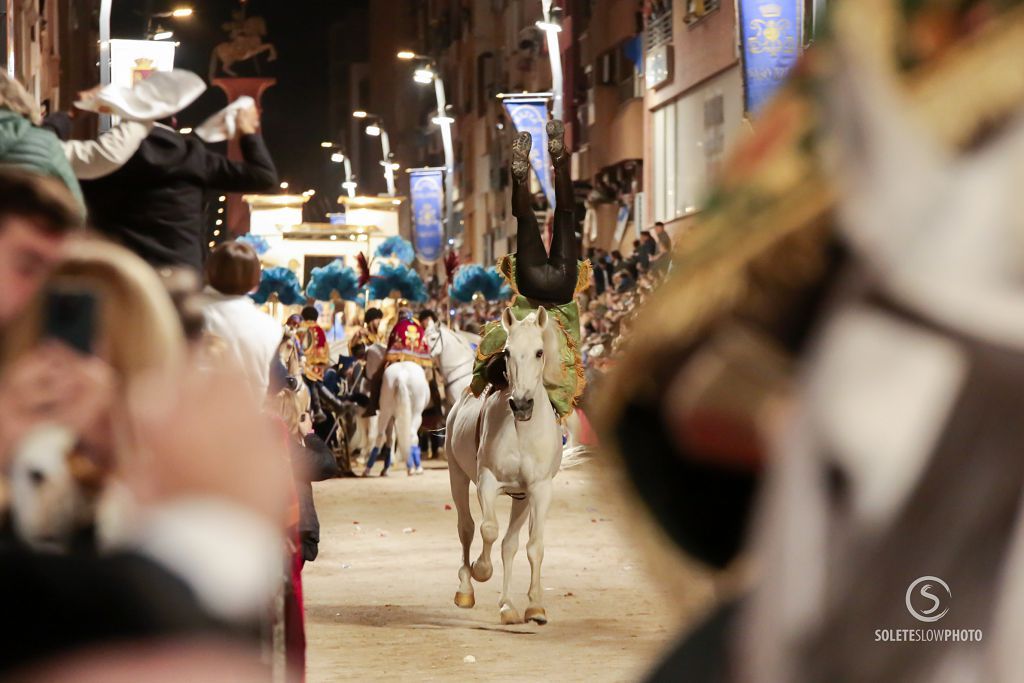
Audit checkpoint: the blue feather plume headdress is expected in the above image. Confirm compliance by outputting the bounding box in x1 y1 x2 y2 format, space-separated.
367 263 427 303
251 266 306 306
237 233 271 256
374 236 415 265
449 265 513 303
305 259 364 303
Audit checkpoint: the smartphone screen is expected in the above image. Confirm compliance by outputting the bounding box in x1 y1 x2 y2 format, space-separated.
43 286 98 355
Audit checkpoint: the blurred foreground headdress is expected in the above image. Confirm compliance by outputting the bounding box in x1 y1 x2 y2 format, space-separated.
598 0 1024 568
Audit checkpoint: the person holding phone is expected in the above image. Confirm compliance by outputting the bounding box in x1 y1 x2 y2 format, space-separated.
0 169 289 674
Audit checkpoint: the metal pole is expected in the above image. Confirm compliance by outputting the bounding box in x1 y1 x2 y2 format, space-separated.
433 75 456 246
380 129 396 196
99 0 113 132
343 157 356 198
541 0 563 120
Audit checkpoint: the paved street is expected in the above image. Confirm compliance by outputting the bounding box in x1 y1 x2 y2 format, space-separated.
303 459 714 682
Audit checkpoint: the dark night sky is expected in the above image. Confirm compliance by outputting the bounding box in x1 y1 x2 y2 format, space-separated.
111 0 367 200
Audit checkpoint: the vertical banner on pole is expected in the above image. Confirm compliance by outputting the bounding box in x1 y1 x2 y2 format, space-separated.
410 168 445 264
502 99 556 209
739 0 803 114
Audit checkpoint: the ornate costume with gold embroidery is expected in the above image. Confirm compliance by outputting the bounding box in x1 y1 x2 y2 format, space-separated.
384 317 432 368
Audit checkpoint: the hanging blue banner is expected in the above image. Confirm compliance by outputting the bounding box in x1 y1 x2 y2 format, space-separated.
502 98 556 209
739 0 803 114
409 169 445 264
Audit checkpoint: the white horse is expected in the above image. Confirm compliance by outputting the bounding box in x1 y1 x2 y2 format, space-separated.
445 306 565 625
370 361 431 475
425 319 585 448
423 321 475 411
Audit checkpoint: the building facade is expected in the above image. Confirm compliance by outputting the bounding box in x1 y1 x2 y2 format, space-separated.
357 0 821 266
1 0 101 124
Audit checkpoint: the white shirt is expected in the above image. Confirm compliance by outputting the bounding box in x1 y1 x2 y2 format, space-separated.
62 120 154 180
202 287 283 397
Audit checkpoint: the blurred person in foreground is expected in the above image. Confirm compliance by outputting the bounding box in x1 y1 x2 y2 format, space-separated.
0 75 82 207
81 89 277 272
0 169 287 677
601 1 1024 681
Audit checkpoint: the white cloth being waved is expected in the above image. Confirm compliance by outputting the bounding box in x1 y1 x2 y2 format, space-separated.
202 286 283 397
196 96 255 144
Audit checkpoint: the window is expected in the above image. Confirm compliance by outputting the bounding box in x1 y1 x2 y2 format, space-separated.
684 0 721 25
651 66 743 222
597 39 642 103
644 2 672 51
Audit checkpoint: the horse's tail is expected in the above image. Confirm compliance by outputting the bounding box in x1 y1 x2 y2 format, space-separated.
394 374 413 465
560 444 591 470
560 409 592 470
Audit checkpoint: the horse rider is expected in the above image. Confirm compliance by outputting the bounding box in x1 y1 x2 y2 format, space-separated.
470 119 588 420
365 308 433 416
296 306 329 423
349 307 384 350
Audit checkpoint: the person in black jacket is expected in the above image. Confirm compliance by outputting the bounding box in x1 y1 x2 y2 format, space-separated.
290 412 340 562
80 105 277 272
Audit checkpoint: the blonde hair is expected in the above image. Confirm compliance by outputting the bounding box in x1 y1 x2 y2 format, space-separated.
0 72 41 124
2 238 186 383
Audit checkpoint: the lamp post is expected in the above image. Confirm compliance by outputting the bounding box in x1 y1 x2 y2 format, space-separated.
536 2 564 120
322 141 358 198
397 51 456 244
352 111 396 196
98 3 194 131
146 6 193 40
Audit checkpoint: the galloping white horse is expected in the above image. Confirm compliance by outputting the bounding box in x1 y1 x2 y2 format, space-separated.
423 321 475 411
445 306 564 625
371 361 431 474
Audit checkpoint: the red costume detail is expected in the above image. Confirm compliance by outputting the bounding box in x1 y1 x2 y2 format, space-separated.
385 318 432 367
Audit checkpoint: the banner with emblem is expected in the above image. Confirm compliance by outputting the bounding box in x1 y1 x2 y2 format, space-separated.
501 98 556 209
110 39 176 89
739 0 803 113
409 168 445 264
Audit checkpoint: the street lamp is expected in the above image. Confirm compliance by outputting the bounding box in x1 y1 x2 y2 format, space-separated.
323 142 357 198
397 49 457 245
413 67 435 84
352 112 396 196
536 2 564 120
145 6 194 42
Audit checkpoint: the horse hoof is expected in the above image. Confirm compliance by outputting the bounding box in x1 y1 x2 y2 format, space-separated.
525 607 548 625
454 592 475 609
500 605 522 625
470 561 493 583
